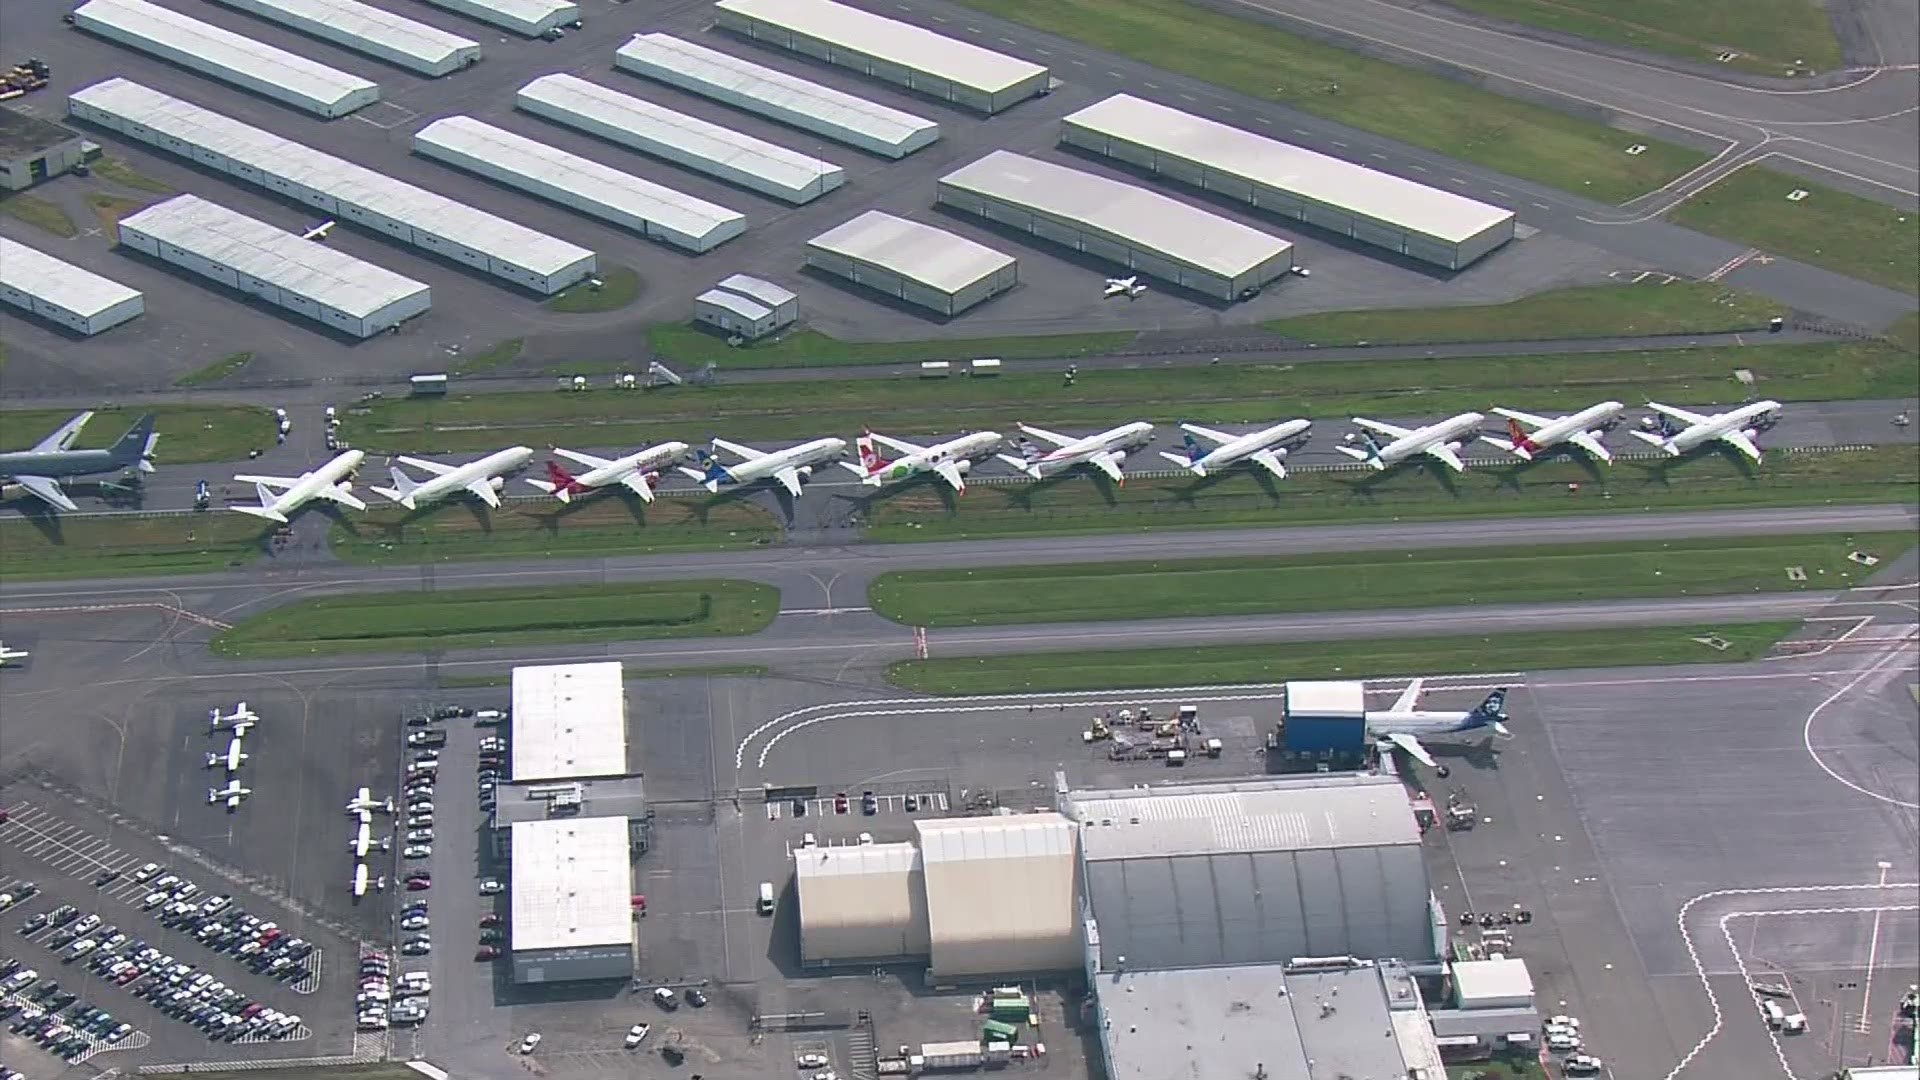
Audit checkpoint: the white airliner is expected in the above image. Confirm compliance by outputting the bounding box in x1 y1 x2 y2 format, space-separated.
207 780 251 811
1480 402 1625 463
204 736 248 774
1366 679 1510 769
843 430 1002 493
1103 276 1146 299
996 421 1155 484
1628 400 1781 463
1337 412 1486 473
525 442 689 504
1160 419 1311 479
231 450 368 522
209 703 258 734
345 787 394 816
372 446 534 510
302 219 336 241
0 642 27 667
679 437 847 497
348 821 390 858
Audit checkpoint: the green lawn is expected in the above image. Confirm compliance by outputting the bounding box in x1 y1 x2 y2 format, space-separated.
91 156 175 194
339 339 1918 454
0 406 277 463
955 0 1705 204
330 492 780 564
1265 282 1778 345
548 266 641 313
888 622 1798 694
1444 0 1839 75
862 446 1918 542
0 514 264 581
647 324 1140 370
1672 168 1920 295
174 351 254 387
86 191 153 237
1890 312 1920 353
870 533 1911 626
452 338 524 375
210 579 779 658
0 194 77 237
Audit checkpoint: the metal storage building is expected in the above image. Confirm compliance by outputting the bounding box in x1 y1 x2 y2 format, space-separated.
0 236 145 335
693 273 797 340
68 79 597 294
805 210 1016 317
1 108 90 191
116 194 430 337
509 816 635 984
795 841 931 965
511 661 628 783
938 150 1293 302
712 0 1049 115
1067 776 1436 971
72 0 380 118
418 0 576 37
516 74 844 204
209 0 481 78
414 116 744 253
614 34 939 160
1061 94 1515 269
915 813 1079 978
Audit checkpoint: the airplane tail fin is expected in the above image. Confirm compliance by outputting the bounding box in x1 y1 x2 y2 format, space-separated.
856 431 885 475
109 414 158 471
230 486 288 523
1182 432 1206 464
1474 689 1509 723
371 465 419 506
527 461 579 502
1158 451 1204 475
1627 429 1672 452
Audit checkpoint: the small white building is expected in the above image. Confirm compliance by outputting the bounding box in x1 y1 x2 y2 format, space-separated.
692 273 797 340
0 236 145 335
0 108 89 191
417 0 576 37
1451 958 1535 1010
210 0 482 78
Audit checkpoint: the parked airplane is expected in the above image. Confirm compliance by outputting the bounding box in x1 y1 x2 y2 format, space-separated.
206 780 251 811
1628 400 1781 463
348 821 390 858
1160 419 1311 479
525 442 689 504
345 787 394 816
996 421 1155 484
302 219 336 241
209 702 258 734
1480 402 1625 463
372 446 534 510
0 642 27 667
1103 276 1146 299
1336 412 1486 473
679 437 846 497
1365 679 1510 770
843 430 1002 493
0 412 158 512
351 863 370 899
231 450 367 522
204 737 248 774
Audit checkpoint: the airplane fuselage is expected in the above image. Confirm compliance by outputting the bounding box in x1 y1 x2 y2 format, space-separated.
1664 400 1781 453
0 446 126 482
1366 710 1494 738
713 438 846 488
397 446 534 507
1373 412 1485 465
873 432 1002 483
1028 422 1154 474
256 450 366 518
1513 402 1624 456
1193 419 1311 473
577 442 689 488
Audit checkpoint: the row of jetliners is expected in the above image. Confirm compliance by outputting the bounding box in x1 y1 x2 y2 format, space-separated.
0 399 1779 518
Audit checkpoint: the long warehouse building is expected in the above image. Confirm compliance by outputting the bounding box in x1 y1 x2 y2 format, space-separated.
510 816 635 984
418 0 576 37
209 0 481 78
1061 94 1515 269
937 150 1292 302
414 116 744 253
516 74 844 204
67 79 596 294
72 0 379 118
615 33 938 160
0 236 145 335
805 210 1017 316
117 194 431 337
713 0 1049 115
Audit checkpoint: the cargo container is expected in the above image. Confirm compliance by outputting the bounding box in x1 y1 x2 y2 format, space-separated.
915 1040 983 1069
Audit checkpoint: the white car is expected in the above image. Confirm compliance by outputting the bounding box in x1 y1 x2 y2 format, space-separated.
407 829 434 843
480 879 504 895
1562 1055 1604 1076
403 845 432 859
519 1032 542 1054
1546 1032 1582 1052
624 1023 651 1049
796 1053 830 1068
408 802 434 815
400 915 430 931
408 815 434 828
1545 1014 1581 1030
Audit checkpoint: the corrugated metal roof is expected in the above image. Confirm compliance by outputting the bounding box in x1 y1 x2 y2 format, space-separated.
715 273 794 309
808 210 1015 296
713 0 1046 95
917 812 1077 863
118 194 427 318
1072 781 1420 859
413 116 745 244
1063 94 1514 244
213 0 479 70
616 34 938 154
68 79 594 278
795 841 920 879
510 661 627 782
939 150 1290 279
73 0 377 111
696 288 771 321
917 813 1080 976
424 0 573 30
509 816 633 952
0 236 142 319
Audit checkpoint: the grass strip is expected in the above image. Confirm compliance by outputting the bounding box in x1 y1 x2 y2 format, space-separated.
0 194 77 237
1672 168 1920 295
329 493 780 565
547 266 641 313
91 157 175 194
452 338 524 376
1264 282 1778 345
0 514 263 581
210 579 779 658
870 533 1912 626
887 622 1799 694
954 0 1705 204
86 192 152 237
174 351 254 388
1441 0 1838 76
646 324 1140 370
0 406 277 464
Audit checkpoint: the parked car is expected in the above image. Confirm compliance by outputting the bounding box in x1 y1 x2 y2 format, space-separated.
624 1022 651 1048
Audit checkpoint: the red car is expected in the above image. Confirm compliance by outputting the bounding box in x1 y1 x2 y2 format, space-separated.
474 946 500 961
833 793 849 814
405 878 431 891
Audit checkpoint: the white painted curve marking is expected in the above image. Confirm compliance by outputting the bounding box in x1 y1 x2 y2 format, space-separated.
1802 638 1920 809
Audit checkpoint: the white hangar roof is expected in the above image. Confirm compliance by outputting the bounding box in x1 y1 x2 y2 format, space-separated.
713 0 1046 96
0 236 143 319
510 661 627 781
510 816 633 953
807 210 1015 296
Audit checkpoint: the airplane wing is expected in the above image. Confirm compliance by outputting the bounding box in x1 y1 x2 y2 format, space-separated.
232 474 299 491
1423 443 1469 472
1178 423 1237 446
1249 449 1288 479
710 437 766 461
932 460 968 491
1489 407 1552 429
33 412 95 453
867 432 927 457
1383 731 1437 768
1719 430 1763 462
1016 424 1075 448
1389 678 1425 715
1647 402 1711 427
553 448 614 470
1087 451 1127 485
396 456 457 476
10 475 78 512
771 467 804 498
619 472 657 502
317 484 368 510
1567 431 1613 462
466 479 502 507
1352 417 1415 439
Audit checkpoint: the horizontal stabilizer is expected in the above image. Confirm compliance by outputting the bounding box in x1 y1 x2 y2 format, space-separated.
230 504 288 523
1627 429 1671 450
1333 445 1380 468
1159 451 1205 475
232 474 298 490
994 453 1041 478
524 478 564 500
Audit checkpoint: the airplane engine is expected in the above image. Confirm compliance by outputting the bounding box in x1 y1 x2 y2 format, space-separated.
1107 450 1127 464
488 476 506 492
952 459 972 475
796 465 814 480
1444 441 1464 452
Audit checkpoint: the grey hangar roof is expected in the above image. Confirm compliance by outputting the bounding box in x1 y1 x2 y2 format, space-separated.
209 0 482 77
807 210 1016 296
712 0 1047 97
0 236 144 321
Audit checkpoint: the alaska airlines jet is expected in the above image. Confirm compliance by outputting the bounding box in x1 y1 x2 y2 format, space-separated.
1364 679 1510 768
1160 419 1310 479
1629 400 1781 463
679 437 846 497
1337 413 1485 473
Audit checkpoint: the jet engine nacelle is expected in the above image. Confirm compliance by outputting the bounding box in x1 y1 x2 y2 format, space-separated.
1107 450 1127 464
1444 441 1464 452
488 476 505 492
951 459 972 475
796 465 814 480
